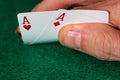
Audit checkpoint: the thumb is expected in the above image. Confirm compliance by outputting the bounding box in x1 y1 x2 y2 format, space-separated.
58 23 120 61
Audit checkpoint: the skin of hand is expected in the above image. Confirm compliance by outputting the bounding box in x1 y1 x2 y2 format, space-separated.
16 0 120 61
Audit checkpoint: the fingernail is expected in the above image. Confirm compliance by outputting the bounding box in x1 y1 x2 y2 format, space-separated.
15 29 23 40
64 30 81 49
15 30 21 37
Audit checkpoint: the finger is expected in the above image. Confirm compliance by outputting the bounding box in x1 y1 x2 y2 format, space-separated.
32 0 103 12
15 27 23 40
32 0 76 11
15 27 21 36
58 23 120 61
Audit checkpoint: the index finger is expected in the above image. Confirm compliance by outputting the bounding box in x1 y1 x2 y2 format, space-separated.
32 0 75 11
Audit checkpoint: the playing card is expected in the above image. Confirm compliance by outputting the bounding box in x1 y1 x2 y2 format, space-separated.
17 9 109 45
54 9 109 27
66 9 109 23
17 11 58 44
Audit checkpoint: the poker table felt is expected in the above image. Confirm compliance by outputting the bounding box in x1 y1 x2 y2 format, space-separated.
0 0 120 80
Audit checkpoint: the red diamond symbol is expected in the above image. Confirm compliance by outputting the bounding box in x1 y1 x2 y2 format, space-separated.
54 21 60 27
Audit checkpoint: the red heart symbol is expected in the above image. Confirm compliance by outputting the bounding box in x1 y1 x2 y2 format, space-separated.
23 25 31 30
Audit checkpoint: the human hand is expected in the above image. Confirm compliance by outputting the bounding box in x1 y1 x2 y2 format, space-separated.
16 0 120 61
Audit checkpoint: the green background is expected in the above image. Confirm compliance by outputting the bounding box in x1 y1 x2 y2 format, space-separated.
0 0 120 80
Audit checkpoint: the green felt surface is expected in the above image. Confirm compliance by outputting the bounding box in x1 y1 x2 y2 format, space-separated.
0 0 120 80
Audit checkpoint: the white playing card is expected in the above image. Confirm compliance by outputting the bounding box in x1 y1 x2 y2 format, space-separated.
17 9 109 45
56 9 109 26
17 11 57 44
67 9 109 23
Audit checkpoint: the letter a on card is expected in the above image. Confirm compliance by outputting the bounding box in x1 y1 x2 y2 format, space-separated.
54 13 65 27
56 13 65 21
23 16 31 31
